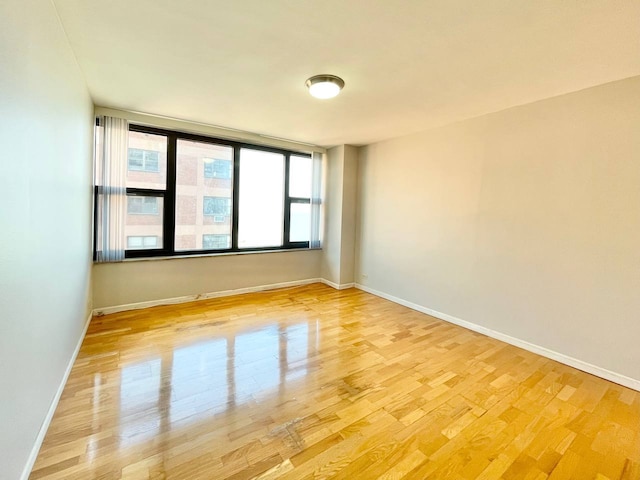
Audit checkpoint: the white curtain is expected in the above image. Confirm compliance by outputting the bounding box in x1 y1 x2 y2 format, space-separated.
309 151 323 248
94 116 128 262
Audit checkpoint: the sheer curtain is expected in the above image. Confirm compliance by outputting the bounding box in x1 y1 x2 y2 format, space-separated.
94 116 128 262
309 151 323 248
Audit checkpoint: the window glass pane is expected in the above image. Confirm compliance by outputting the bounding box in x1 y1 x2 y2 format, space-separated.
127 236 159 249
143 236 158 247
127 131 167 189
127 196 159 215
203 197 231 216
175 139 233 251
204 159 232 179
289 155 312 198
125 195 164 249
203 234 231 250
144 151 159 172
127 236 143 248
238 149 284 248
290 203 311 242
128 149 144 170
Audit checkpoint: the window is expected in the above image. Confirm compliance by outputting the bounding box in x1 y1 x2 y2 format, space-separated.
128 148 160 172
99 124 317 259
127 196 159 215
288 155 312 242
127 236 158 249
238 149 284 248
204 159 232 179
204 197 231 216
124 130 168 251
203 234 231 250
175 139 233 252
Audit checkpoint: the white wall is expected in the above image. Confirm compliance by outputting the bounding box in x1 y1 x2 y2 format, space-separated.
357 76 640 383
321 146 345 284
0 1 94 478
93 250 321 309
321 145 358 286
339 146 358 285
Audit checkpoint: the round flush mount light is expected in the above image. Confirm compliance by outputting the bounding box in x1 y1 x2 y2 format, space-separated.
305 74 345 99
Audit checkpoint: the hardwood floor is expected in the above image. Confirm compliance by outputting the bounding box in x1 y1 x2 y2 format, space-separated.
30 284 640 479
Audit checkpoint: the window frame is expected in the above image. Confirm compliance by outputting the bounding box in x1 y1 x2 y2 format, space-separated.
283 157 311 249
124 124 312 259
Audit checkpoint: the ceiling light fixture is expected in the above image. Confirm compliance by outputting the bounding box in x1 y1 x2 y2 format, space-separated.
305 74 345 99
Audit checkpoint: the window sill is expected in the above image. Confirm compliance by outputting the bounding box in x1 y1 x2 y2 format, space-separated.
100 247 323 263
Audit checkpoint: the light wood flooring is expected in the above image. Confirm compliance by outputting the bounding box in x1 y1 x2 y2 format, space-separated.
30 284 640 479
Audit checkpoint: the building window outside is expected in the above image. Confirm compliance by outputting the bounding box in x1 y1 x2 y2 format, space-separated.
204 197 231 216
127 236 158 249
203 234 231 250
127 196 159 215
204 159 232 179
128 148 160 172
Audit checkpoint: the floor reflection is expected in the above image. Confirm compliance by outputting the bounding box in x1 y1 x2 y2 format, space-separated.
119 358 162 446
118 320 315 446
171 338 228 423
284 323 309 382
235 325 280 399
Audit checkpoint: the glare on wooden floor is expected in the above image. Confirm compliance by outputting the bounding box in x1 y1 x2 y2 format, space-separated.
31 284 640 479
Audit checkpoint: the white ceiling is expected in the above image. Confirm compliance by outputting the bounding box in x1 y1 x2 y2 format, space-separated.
53 0 640 147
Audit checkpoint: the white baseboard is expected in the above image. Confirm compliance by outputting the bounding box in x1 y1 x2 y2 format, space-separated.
21 310 93 480
320 279 355 290
93 278 324 316
355 283 640 392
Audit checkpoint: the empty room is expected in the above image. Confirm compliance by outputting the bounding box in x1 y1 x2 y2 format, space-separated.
2 1 640 479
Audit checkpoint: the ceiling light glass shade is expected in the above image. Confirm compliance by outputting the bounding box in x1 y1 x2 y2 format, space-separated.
305 75 345 99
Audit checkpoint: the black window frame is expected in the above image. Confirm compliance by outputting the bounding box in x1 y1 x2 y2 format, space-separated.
118 124 311 259
285 155 313 245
